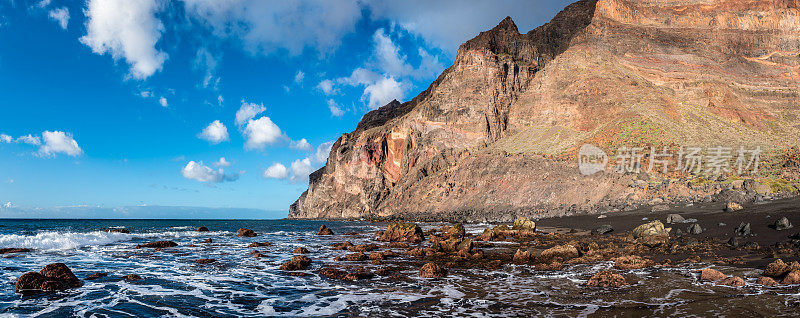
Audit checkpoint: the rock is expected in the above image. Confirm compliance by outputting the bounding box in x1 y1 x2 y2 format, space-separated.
586 271 627 288
700 268 727 282
123 274 142 281
387 242 409 248
719 276 745 287
201 238 213 244
666 214 685 224
248 242 271 248
0 248 31 254
86 272 107 280
687 224 702 235
343 267 374 281
773 217 793 231
512 218 536 233
725 202 743 212
757 276 778 287
316 225 334 235
652 204 670 212
106 228 130 234
197 226 209 232
536 262 563 271
734 222 751 236
406 247 425 256
15 263 83 294
379 222 424 243
764 259 790 277
727 237 739 248
343 252 368 262
614 255 654 270
539 244 579 261
632 221 668 238
293 247 310 254
136 241 178 248
195 259 216 265
237 228 257 237
318 267 347 280
639 235 669 248
592 224 613 235
331 241 354 250
250 251 267 258
513 249 533 263
279 255 312 271
348 244 378 252
419 263 447 278
447 223 466 239
782 270 800 284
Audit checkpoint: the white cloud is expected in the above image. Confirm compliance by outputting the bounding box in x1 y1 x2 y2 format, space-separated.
313 141 334 163
317 79 336 95
327 99 344 117
0 134 12 143
17 134 41 146
159 96 168 107
290 138 312 151
243 116 282 150
213 157 231 167
80 0 167 79
373 28 411 77
39 131 82 157
263 162 288 179
47 7 69 30
183 0 361 56
217 95 224 106
181 160 239 183
198 120 229 144
2 202 11 209
235 100 266 126
294 70 304 84
193 47 220 90
362 76 404 109
290 157 314 183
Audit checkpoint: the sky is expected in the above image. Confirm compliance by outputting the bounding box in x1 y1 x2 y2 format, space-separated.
0 0 574 218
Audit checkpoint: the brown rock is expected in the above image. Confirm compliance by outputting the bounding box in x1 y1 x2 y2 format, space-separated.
419 263 447 278
343 252 368 262
248 242 272 248
293 247 310 254
0 248 31 254
535 262 563 271
16 263 83 294
387 242 409 248
379 222 425 243
782 270 800 285
250 251 267 258
237 228 257 237
632 221 668 238
332 241 354 250
700 268 727 282
348 244 378 252
725 202 743 212
317 225 334 235
318 267 346 280
123 274 142 281
447 223 465 239
764 259 790 277
195 259 216 265
757 276 778 287
513 249 533 263
137 241 178 248
197 226 209 232
614 255 654 270
539 244 579 261
279 255 312 271
406 247 425 256
106 228 130 234
512 218 536 233
586 271 627 288
201 238 213 244
719 276 745 287
86 272 107 280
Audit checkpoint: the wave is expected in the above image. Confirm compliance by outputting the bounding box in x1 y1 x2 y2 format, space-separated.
0 230 228 251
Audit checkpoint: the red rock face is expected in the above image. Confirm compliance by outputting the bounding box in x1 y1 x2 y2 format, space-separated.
289 0 800 221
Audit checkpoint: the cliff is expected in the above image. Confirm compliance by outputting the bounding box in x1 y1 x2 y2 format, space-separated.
289 0 800 221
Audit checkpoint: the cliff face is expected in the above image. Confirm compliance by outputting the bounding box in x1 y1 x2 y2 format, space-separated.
289 0 800 220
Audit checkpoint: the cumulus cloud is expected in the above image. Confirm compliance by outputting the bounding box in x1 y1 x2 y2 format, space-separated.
0 134 12 143
159 96 168 107
373 28 411 77
362 76 404 109
47 7 69 29
80 0 167 79
290 138 312 151
235 100 266 126
313 140 334 163
213 157 231 167
243 117 282 150
326 99 344 117
263 162 288 179
198 120 229 144
290 157 314 183
17 134 41 146
317 79 336 95
39 131 83 157
181 160 239 183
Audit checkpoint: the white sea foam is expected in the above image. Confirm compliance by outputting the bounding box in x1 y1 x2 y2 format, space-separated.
0 230 228 251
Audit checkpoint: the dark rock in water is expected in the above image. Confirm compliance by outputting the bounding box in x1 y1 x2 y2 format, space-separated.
137 241 178 248
247 242 271 248
727 237 740 248
734 222 751 236
773 217 793 231
379 222 424 243
586 271 627 288
201 238 213 244
0 248 31 254
86 272 107 280
106 228 130 234
513 249 533 263
687 224 703 235
348 244 378 252
757 276 779 287
123 274 142 281
197 226 209 232
447 223 466 239
279 255 312 271
316 225 334 235
331 241 354 250
293 247 310 254
237 228 257 237
195 259 216 265
592 225 613 235
700 268 727 282
16 263 83 294
720 276 745 287
419 263 447 278
343 252 368 262
666 214 685 224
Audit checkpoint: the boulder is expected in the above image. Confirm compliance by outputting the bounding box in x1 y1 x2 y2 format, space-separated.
419 263 447 278
773 217 793 231
250 251 267 258
348 244 378 252
106 228 130 234
343 252 368 262
293 247 310 254
447 223 466 239
136 241 178 248
666 214 685 224
197 226 209 232
123 274 142 281
757 276 778 287
725 202 743 212
195 259 216 265
248 242 272 248
201 238 213 244
379 222 424 243
331 241 354 250
782 270 800 284
586 271 627 288
86 272 107 280
764 259 790 277
15 263 83 294
279 255 312 271
406 247 425 257
614 255 654 270
719 276 745 287
734 222 751 236
687 224 703 235
592 225 613 235
237 228 257 237
512 218 536 233
513 249 533 263
316 225 334 235
0 248 31 254
699 268 727 282
632 221 668 238
538 244 579 261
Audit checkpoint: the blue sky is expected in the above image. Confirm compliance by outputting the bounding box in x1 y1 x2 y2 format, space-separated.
0 0 573 218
